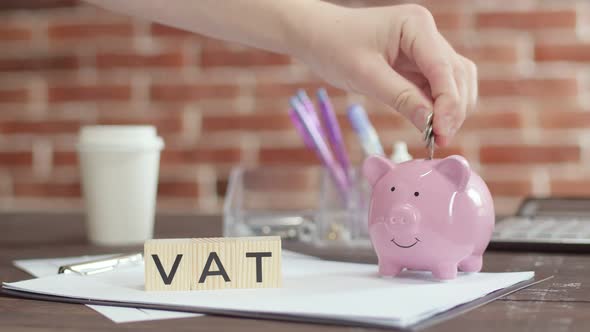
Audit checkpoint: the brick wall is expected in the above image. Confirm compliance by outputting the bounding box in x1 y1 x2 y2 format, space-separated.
0 0 589 215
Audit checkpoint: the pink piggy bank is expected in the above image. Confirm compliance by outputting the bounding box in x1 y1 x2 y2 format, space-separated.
362 155 495 280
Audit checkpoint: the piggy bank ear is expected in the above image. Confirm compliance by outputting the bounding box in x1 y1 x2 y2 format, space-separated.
435 155 471 191
362 155 393 187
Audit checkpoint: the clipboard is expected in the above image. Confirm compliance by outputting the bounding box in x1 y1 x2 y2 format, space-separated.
3 252 548 331
1 276 549 331
57 253 143 275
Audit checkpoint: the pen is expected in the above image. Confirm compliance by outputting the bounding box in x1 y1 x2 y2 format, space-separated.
347 104 384 156
290 96 350 199
288 108 314 149
296 89 324 136
316 88 352 180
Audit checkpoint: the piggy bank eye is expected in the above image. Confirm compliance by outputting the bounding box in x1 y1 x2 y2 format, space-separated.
390 186 395 192
414 191 420 197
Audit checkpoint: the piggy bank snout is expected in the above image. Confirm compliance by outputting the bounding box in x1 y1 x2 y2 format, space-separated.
386 205 420 232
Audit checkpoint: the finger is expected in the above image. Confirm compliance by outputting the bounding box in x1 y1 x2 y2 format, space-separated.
462 56 478 114
421 84 432 102
398 71 433 104
415 44 459 143
357 57 433 131
452 61 468 137
435 62 466 146
398 10 461 144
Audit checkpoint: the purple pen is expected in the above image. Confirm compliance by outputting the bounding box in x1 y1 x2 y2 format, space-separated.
288 108 314 149
317 88 352 181
296 89 324 135
290 96 350 200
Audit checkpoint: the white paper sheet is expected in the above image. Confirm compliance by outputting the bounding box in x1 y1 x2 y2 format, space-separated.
8 255 534 328
13 255 200 323
12 250 318 323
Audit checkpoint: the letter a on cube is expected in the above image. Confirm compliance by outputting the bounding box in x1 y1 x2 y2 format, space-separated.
192 236 282 290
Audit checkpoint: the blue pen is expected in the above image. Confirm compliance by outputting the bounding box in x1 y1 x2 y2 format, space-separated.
347 104 384 156
316 88 352 180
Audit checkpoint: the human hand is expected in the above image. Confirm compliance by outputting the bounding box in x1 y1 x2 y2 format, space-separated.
84 0 475 147
291 3 477 147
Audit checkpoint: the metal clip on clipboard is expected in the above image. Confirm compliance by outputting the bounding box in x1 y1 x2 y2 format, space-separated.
57 253 143 276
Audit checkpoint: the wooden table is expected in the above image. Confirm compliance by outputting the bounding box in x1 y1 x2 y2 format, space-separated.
1 211 589 331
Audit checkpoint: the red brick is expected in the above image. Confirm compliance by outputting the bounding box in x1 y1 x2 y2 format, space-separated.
535 43 590 62
48 23 133 40
150 84 239 101
200 49 291 68
0 55 78 72
476 10 577 30
13 182 80 197
462 111 522 130
255 83 346 98
0 120 80 134
0 24 31 41
486 179 532 196
240 167 319 192
158 181 199 198
480 145 580 164
96 52 185 69
0 151 32 166
432 12 468 30
149 24 230 48
0 88 28 103
150 23 195 37
478 78 578 98
97 116 182 134
406 146 464 160
539 111 590 129
54 151 77 166
201 113 293 132
161 148 242 165
259 147 318 165
336 113 406 131
49 84 131 102
551 180 590 197
216 178 229 197
0 0 78 10
454 44 519 64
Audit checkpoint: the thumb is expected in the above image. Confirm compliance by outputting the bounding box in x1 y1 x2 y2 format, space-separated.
360 58 433 131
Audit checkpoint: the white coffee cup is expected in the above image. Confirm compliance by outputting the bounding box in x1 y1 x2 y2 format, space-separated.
77 125 164 246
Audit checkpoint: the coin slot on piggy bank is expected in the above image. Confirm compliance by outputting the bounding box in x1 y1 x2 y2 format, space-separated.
362 155 495 280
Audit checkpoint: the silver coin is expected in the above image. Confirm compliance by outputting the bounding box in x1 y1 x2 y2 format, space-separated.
423 113 433 141
424 112 435 160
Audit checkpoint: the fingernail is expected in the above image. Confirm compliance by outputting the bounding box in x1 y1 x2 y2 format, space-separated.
411 108 429 131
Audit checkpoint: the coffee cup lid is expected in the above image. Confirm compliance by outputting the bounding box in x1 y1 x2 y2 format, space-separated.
77 125 164 151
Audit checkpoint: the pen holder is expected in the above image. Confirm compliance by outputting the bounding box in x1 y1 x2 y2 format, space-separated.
223 165 371 247
317 167 370 245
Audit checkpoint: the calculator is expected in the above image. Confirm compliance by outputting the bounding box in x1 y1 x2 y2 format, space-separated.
489 197 590 252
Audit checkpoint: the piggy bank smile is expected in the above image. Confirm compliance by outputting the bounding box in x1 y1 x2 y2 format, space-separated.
391 237 420 248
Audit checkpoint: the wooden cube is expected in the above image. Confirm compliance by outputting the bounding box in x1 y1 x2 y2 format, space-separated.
144 238 196 291
144 236 281 291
